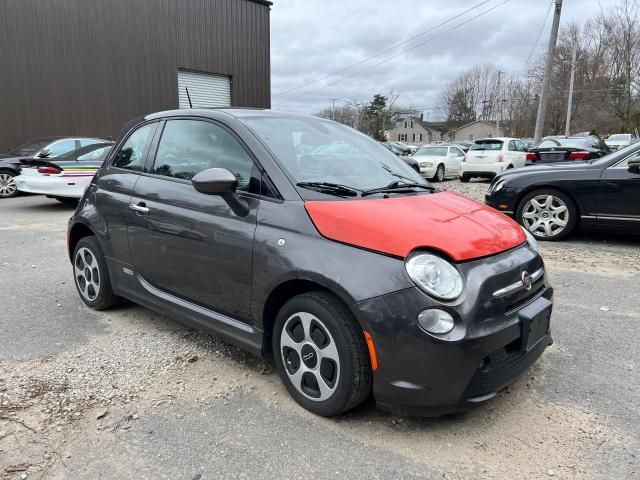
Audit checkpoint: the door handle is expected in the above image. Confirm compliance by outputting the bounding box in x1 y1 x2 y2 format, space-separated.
129 203 149 214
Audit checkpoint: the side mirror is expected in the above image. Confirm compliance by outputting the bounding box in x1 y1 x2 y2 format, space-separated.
191 168 249 216
37 149 51 158
628 157 640 174
192 167 237 194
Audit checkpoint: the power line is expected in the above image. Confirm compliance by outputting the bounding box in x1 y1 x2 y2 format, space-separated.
272 0 493 98
277 0 512 106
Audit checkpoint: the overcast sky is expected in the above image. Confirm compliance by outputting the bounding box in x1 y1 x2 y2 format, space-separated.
269 0 617 117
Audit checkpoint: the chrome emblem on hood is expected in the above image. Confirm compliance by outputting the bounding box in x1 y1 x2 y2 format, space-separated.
522 271 533 291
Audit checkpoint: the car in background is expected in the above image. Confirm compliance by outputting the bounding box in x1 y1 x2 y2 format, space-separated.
605 133 636 151
413 145 464 181
526 136 610 164
0 136 108 198
451 141 473 152
485 142 640 240
380 142 419 172
389 142 418 155
15 143 113 203
460 138 528 182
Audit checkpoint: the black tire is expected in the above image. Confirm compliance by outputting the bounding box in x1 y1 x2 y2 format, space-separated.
72 236 120 310
431 164 445 182
516 188 577 241
0 170 18 198
54 196 79 205
272 291 372 417
460 173 470 183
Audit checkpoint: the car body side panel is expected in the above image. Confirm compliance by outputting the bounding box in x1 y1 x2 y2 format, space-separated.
250 200 414 330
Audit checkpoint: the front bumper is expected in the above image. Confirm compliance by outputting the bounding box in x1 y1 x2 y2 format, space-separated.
353 247 552 416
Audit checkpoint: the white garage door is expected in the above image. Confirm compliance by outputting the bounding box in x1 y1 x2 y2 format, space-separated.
177 70 231 108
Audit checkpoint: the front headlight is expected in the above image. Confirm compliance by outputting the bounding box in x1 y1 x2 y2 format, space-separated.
489 179 505 194
405 253 464 300
521 226 538 252
420 162 433 168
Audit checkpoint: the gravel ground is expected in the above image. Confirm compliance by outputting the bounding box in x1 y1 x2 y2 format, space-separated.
1 191 639 479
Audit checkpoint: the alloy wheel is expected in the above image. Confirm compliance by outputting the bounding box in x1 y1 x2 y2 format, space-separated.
280 312 340 401
522 194 569 238
0 173 17 198
74 247 101 301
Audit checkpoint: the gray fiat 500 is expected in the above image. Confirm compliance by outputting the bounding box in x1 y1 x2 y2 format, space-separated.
68 109 553 417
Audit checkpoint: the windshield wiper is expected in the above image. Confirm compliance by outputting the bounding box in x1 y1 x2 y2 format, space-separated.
361 181 436 197
296 181 361 197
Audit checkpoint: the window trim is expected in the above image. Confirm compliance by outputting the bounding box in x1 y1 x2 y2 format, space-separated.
609 150 640 169
142 116 282 201
107 121 160 173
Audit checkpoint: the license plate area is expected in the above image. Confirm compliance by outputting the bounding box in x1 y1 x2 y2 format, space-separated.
518 297 552 351
540 152 565 162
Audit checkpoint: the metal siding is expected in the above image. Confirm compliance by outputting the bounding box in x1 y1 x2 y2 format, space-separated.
0 0 271 151
178 70 231 108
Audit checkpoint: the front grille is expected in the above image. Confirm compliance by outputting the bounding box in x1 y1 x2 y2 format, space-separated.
463 338 548 399
504 282 544 314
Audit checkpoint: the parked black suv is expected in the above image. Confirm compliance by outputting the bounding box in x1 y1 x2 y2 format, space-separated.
68 109 553 417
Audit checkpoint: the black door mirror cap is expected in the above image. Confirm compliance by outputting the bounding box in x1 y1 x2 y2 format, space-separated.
192 168 238 195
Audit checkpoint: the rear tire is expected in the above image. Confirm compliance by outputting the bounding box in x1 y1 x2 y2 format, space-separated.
273 291 372 417
460 173 470 183
72 236 120 310
0 171 18 198
516 189 577 241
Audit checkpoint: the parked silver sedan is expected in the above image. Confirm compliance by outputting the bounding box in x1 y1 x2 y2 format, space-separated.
413 145 465 181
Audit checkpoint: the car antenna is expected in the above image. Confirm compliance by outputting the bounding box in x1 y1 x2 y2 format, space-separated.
185 87 193 108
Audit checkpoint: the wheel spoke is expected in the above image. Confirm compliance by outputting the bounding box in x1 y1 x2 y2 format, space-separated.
280 329 303 354
318 340 339 363
552 205 567 214
543 221 553 237
530 199 543 211
552 217 567 227
314 371 335 401
288 364 307 391
298 313 313 341
522 211 537 219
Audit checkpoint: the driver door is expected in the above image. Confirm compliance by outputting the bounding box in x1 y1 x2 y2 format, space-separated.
597 152 640 230
127 118 261 321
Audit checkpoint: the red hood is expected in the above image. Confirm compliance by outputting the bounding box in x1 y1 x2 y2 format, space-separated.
304 191 526 261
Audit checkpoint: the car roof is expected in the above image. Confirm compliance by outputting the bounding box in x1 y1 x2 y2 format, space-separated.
144 108 310 122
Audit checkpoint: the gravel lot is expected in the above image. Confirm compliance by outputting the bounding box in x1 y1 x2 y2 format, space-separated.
1 186 639 479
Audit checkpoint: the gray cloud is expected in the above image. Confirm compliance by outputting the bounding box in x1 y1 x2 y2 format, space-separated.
270 0 617 116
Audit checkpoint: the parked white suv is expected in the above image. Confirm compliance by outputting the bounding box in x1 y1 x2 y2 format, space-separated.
460 138 528 182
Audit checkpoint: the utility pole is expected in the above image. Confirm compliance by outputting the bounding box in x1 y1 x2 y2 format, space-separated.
496 70 503 136
564 45 577 137
534 0 563 143
330 98 337 121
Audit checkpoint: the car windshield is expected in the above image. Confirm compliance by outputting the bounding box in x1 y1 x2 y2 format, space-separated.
244 116 426 191
415 147 448 157
471 140 503 151
8 138 55 156
537 138 591 149
608 134 631 141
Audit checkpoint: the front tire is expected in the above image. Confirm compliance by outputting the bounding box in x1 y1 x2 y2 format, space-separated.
273 292 372 417
0 171 18 198
460 173 470 183
431 164 445 182
72 237 120 310
516 189 577 241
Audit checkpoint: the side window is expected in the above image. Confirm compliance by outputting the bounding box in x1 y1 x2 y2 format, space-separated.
45 139 77 157
152 120 254 192
452 147 463 156
508 140 518 151
112 124 155 171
